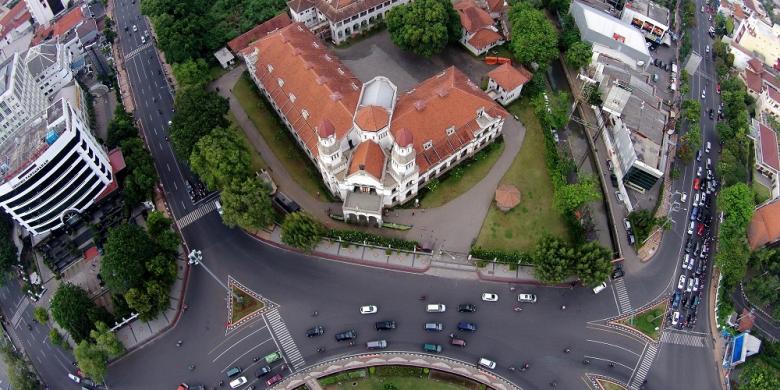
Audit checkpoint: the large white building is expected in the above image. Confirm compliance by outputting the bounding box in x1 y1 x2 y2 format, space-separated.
24 42 72 97
733 15 780 69
0 53 48 144
0 93 111 235
288 0 410 44
24 0 70 26
620 0 670 44
242 23 507 225
571 1 652 70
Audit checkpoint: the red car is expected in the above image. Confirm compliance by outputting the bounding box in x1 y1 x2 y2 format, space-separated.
716 83 721 94
266 374 283 386
697 223 705 236
693 178 700 190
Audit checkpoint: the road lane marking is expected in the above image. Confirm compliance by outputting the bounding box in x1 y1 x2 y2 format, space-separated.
211 326 266 361
264 307 305 370
219 338 274 372
177 201 219 229
586 339 641 357
153 127 158 135
612 278 632 313
628 343 657 389
660 331 707 348
583 354 634 370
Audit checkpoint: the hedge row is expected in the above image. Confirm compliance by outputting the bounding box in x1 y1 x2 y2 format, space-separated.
375 365 423 377
469 246 533 265
327 229 418 251
318 369 367 385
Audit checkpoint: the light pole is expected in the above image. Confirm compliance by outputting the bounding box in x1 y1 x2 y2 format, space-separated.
188 249 240 301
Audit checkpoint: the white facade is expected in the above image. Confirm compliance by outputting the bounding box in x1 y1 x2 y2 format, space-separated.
459 30 504 56
290 0 411 44
733 16 780 68
0 53 48 144
757 87 780 119
25 42 72 97
0 97 111 235
620 0 670 43
24 0 69 26
487 77 523 105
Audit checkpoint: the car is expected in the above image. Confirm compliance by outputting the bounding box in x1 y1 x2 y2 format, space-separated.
68 373 81 383
140 35 146 44
256 365 272 377
696 166 702 177
623 218 632 232
450 337 467 347
697 223 705 236
424 322 444 331
335 330 357 341
306 326 325 337
627 232 636 246
426 304 446 313
375 320 397 330
690 207 698 221
265 374 283 386
685 237 695 254
360 305 378 314
717 83 721 93
681 254 690 270
680 192 688 203
686 278 695 292
216 200 223 215
227 367 242 378
423 343 442 353
611 266 625 279
517 293 537 303
705 141 711 153
366 340 388 349
688 257 695 271
671 311 680 325
706 158 712 170
592 282 607 294
615 190 624 202
606 159 614 171
132 24 138 32
693 277 700 292
229 377 247 389
701 89 706 99
709 109 714 119
696 150 702 161
457 321 478 332
458 304 477 313
479 358 497 370
693 193 700 206
705 45 710 53
678 275 687 290
671 291 682 309
693 178 701 190
167 120 173 126
481 293 498 302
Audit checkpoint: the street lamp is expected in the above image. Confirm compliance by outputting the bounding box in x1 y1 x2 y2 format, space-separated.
188 249 240 301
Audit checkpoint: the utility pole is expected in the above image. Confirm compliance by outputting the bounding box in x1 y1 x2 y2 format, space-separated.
188 249 241 301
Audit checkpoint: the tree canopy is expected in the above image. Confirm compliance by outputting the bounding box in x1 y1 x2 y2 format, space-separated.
50 284 111 342
170 88 229 160
531 236 612 285
716 183 755 285
221 177 275 230
0 339 39 390
532 91 570 131
74 321 125 383
281 212 324 251
553 176 601 214
190 126 252 191
386 0 460 58
508 3 559 68
119 138 158 208
738 361 780 390
172 58 210 91
565 41 593 69
101 224 157 294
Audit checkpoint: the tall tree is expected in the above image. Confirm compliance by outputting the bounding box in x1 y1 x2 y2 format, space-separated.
574 241 612 286
74 341 108 382
190 126 251 190
553 177 601 214
0 339 40 390
509 3 559 68
146 211 180 254
565 41 593 69
281 212 323 251
386 0 460 58
90 321 125 357
738 361 780 390
119 138 158 207
172 58 210 90
220 177 275 230
170 88 229 160
101 224 157 294
50 284 101 342
532 91 570 130
532 236 574 283
106 106 138 148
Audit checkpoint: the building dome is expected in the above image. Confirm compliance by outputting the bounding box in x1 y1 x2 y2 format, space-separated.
394 127 413 147
317 119 336 138
355 105 389 132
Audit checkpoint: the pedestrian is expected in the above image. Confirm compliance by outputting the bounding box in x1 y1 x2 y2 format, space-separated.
412 212 414 216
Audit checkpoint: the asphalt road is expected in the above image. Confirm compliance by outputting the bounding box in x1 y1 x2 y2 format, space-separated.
8 0 728 389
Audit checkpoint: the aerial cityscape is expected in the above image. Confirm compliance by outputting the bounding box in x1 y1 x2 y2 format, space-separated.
0 0 778 389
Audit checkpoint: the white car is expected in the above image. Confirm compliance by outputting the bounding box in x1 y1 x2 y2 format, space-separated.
692 278 699 292
701 89 706 99
681 254 690 270
696 166 702 177
592 282 607 294
680 193 688 203
671 311 680 325
360 305 378 314
229 376 247 389
517 293 537 303
481 293 499 302
478 357 497 370
132 24 137 32
677 275 687 290
705 141 711 154
68 374 81 383
686 278 695 292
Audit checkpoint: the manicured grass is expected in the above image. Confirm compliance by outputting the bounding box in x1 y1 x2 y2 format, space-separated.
752 181 771 204
323 376 469 390
230 287 263 324
598 380 627 390
227 111 267 172
474 100 568 251
418 141 505 208
621 302 665 341
232 72 332 201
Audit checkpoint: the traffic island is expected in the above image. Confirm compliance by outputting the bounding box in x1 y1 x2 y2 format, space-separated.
596 378 627 390
617 301 666 341
319 365 486 390
226 276 272 331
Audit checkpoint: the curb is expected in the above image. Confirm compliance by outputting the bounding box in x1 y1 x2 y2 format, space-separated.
476 270 574 288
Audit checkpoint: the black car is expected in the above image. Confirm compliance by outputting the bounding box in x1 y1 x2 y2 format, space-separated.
457 304 477 313
457 321 477 332
375 320 397 330
256 365 272 377
708 108 714 119
611 266 625 279
306 326 324 337
335 330 356 341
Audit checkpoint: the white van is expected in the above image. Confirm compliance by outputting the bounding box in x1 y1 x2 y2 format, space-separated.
216 200 223 215
478 358 497 370
592 282 607 294
426 304 446 313
517 293 537 303
671 63 678 74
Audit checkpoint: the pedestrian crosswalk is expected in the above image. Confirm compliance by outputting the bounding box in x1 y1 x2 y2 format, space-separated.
629 343 657 389
613 278 633 314
125 42 153 61
177 201 218 229
661 331 707 348
265 308 305 370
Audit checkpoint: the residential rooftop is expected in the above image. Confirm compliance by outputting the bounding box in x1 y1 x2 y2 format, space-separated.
624 0 670 24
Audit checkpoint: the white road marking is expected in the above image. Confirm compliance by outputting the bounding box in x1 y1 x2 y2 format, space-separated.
583 354 634 370
586 339 641 357
220 337 274 373
211 327 267 362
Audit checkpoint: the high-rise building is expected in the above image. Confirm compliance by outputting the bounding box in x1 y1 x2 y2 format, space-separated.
24 0 69 26
0 52 48 144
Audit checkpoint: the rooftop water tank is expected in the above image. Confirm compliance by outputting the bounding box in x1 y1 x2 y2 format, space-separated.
45 130 59 145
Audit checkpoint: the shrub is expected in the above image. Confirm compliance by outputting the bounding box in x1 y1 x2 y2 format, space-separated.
328 230 418 251
469 246 533 265
375 365 423 377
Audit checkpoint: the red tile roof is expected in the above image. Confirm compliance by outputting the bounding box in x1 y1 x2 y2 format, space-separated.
0 1 31 40
227 13 292 53
734 5 746 20
766 85 780 103
242 24 361 158
288 0 314 13
355 105 389 132
108 148 126 173
745 69 763 92
749 199 780 249
391 67 508 173
395 127 413 147
468 28 503 49
758 122 780 170
348 140 385 180
488 62 532 91
317 118 336 138
455 0 494 33
486 0 505 13
53 6 84 36
748 58 763 73
83 246 99 261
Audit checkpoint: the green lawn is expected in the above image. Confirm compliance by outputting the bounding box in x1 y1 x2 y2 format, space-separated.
752 181 771 204
227 111 267 172
417 141 505 208
232 72 332 201
474 100 568 251
323 376 469 390
621 302 665 341
230 287 264 324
